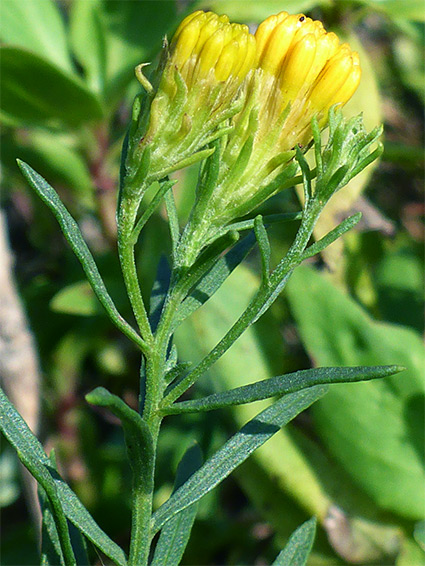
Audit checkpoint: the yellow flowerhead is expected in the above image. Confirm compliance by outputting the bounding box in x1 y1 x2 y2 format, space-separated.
192 12 362 231
127 10 257 189
170 10 256 86
254 11 361 149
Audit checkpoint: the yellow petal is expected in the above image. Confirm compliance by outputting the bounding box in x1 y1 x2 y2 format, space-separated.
258 14 301 75
215 39 239 81
193 13 223 55
197 29 227 78
236 33 256 79
254 12 288 64
308 51 355 112
171 10 204 44
327 53 361 108
279 34 317 102
172 17 203 67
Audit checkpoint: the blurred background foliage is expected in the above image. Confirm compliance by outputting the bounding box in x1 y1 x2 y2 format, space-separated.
0 0 424 564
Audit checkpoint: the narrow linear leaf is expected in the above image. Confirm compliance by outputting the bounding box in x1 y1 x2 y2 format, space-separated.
171 231 256 331
85 387 153 478
213 212 303 239
151 386 327 535
160 365 404 415
272 517 317 566
151 445 203 566
300 213 362 261
40 492 65 566
40 454 89 566
254 215 271 285
0 386 127 566
17 161 145 351
53 476 128 566
165 187 180 259
0 387 76 565
149 255 171 333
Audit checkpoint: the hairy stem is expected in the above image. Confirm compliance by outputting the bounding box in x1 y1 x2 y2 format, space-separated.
162 197 324 406
117 197 154 349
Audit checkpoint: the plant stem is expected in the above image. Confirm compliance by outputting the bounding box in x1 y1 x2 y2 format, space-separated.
162 198 324 406
117 197 154 348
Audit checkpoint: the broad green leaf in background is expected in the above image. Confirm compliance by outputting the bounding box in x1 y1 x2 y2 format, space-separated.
197 0 331 22
355 0 425 22
0 47 104 127
286 265 425 520
70 0 107 95
0 449 20 508
1 131 94 208
374 247 424 333
100 0 178 102
50 281 102 317
272 517 317 566
0 0 73 72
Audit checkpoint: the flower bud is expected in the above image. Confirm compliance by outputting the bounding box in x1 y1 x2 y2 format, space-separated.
253 12 361 151
186 12 362 235
123 10 256 197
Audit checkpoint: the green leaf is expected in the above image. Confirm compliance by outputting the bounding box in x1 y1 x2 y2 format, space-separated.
286 265 425 519
197 0 330 22
172 232 256 331
69 0 107 94
0 386 128 566
0 47 103 127
50 281 102 316
18 161 146 351
0 449 19 507
40 461 90 566
1 131 94 208
174 263 403 562
85 387 153 479
101 0 179 102
300 213 362 261
374 248 424 333
40 495 65 566
0 0 73 72
254 216 271 285
161 365 403 415
272 517 317 566
151 386 327 535
414 521 425 550
0 387 75 565
355 0 425 21
151 444 202 566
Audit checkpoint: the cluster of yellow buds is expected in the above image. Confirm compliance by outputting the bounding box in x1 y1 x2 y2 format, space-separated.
254 11 361 151
170 10 256 95
122 8 363 250
123 10 256 197
195 10 362 229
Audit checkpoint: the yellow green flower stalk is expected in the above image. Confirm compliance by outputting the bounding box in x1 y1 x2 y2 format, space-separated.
13 5 391 566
